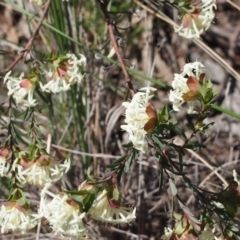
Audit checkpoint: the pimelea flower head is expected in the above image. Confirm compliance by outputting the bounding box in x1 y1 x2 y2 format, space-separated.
0 201 39 233
40 53 86 93
88 186 136 224
18 153 71 188
121 87 158 153
4 71 37 107
175 0 216 39
169 62 206 114
40 189 88 238
0 148 11 177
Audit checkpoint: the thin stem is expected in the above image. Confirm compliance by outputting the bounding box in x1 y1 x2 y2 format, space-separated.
2 0 52 73
186 148 228 186
97 0 135 97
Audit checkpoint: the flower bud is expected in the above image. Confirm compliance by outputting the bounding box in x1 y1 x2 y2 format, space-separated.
19 79 35 89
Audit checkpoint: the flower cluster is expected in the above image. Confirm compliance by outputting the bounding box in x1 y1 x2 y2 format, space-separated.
0 148 11 177
1 144 71 189
121 87 158 153
175 0 217 39
39 182 136 238
0 174 136 237
40 53 86 93
40 189 88 238
0 201 40 233
4 53 86 107
4 72 37 107
161 224 225 240
17 155 71 188
169 61 206 114
89 189 136 224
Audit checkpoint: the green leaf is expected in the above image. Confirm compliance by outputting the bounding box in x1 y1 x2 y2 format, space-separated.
225 229 234 237
151 134 165 147
158 105 169 123
124 150 138 173
23 108 31 121
174 220 185 235
229 224 239 233
197 122 215 132
70 194 84 203
212 104 240 120
199 231 214 240
65 189 87 195
225 203 237 218
234 234 240 240
203 89 214 104
112 188 120 201
174 212 183 221
178 200 201 224
50 1 68 51
106 155 127 168
205 78 213 89
122 141 133 148
172 125 187 139
16 197 27 206
83 193 95 212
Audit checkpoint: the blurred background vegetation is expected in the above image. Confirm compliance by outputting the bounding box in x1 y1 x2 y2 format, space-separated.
0 0 240 239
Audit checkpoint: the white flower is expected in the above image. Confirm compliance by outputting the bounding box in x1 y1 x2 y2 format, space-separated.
175 0 216 39
121 87 157 153
0 202 40 233
4 71 37 107
89 189 136 224
169 62 205 114
0 148 11 177
40 53 86 93
40 189 88 238
0 157 10 177
18 156 71 188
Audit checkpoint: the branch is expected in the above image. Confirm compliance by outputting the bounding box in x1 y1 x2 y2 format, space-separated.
97 0 135 97
1 0 52 74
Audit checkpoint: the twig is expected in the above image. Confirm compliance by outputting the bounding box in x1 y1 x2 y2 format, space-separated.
97 0 135 97
186 160 239 205
225 0 240 12
134 0 240 82
1 0 52 74
186 148 228 186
